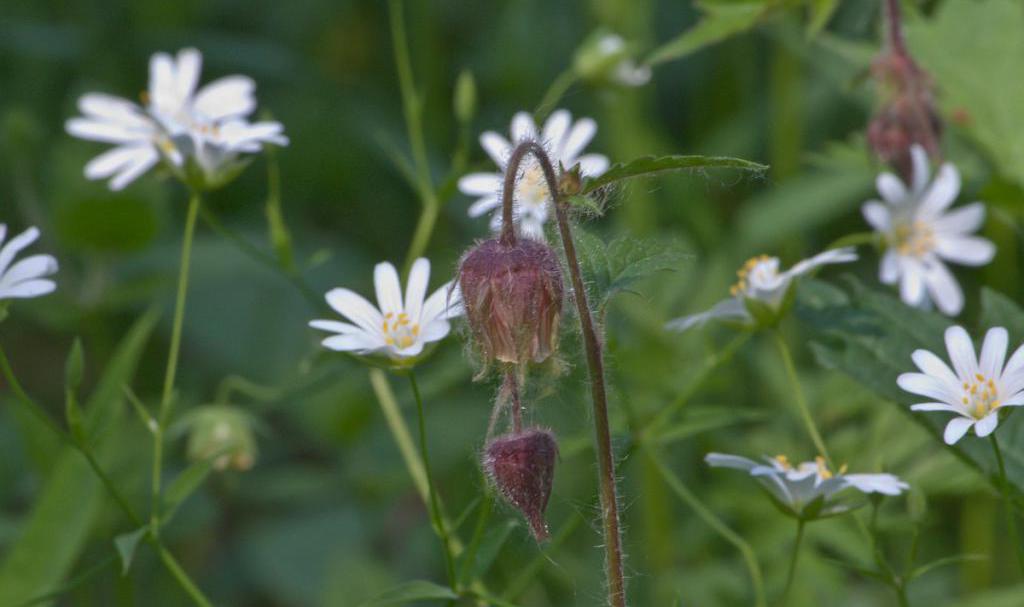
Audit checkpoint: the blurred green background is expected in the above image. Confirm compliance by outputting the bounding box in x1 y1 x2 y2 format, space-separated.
2 0 1024 605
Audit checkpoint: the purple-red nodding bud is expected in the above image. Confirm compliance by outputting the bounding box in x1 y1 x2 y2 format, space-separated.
867 52 942 181
484 428 558 541
458 238 563 365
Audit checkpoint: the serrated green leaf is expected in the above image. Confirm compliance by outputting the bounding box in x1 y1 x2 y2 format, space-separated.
113 527 148 576
646 2 771 66
357 580 458 606
574 230 693 310
580 154 768 195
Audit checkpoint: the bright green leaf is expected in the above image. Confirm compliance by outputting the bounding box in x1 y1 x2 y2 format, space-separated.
580 154 768 195
113 527 148 576
646 2 770 66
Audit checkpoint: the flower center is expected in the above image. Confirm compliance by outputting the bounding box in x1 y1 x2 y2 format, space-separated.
382 312 420 350
730 255 777 297
891 220 935 258
516 163 550 212
814 456 848 480
961 373 1001 419
774 454 791 470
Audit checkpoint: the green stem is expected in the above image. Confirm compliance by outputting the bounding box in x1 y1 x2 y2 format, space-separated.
825 231 881 251
404 199 440 272
990 434 1024 575
649 448 767 607
772 330 831 467
152 192 200 537
409 371 457 589
458 481 494 587
156 545 213 607
779 519 806 606
534 69 578 122
895 585 910 607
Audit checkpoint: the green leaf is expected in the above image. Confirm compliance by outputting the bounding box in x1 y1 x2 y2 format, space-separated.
646 2 771 66
580 154 768 195
806 0 839 37
574 230 694 311
161 457 218 522
0 310 158 605
980 288 1024 342
357 580 458 607
64 338 84 392
908 0 1024 188
469 519 518 580
908 553 986 581
113 527 148 576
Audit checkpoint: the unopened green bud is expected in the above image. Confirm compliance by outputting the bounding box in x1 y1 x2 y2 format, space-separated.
185 405 258 472
573 30 650 87
454 70 477 125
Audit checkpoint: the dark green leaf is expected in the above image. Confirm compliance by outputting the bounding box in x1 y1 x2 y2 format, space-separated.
574 230 693 310
357 580 458 606
161 458 216 523
580 154 768 195
113 527 148 575
470 519 518 580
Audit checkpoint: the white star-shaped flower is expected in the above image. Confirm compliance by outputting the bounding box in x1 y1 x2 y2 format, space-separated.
0 225 58 301
666 248 857 332
67 48 287 191
458 110 609 240
706 453 908 518
898 325 1024 445
862 145 995 316
309 258 462 362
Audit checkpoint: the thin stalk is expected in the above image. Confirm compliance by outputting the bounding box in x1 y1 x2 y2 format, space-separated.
772 330 832 467
895 585 910 607
779 519 806 606
409 371 457 588
152 192 200 537
989 434 1024 575
157 545 213 607
502 140 626 607
504 368 522 433
534 68 578 122
648 448 767 607
458 479 495 587
884 0 907 57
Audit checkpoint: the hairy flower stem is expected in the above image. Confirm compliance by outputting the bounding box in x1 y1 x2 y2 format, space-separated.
505 369 523 433
773 330 832 468
501 140 627 606
989 434 1024 575
780 519 806 606
884 0 908 57
409 371 457 588
152 192 200 539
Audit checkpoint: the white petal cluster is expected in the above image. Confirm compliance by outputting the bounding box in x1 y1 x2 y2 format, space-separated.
666 248 857 332
706 453 908 516
862 145 995 316
458 110 609 240
67 48 287 191
0 225 58 301
899 326 1024 445
309 258 462 362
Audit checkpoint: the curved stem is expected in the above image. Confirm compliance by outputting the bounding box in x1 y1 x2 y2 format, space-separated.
409 371 457 589
503 140 627 606
152 192 200 537
989 434 1024 575
648 448 767 607
773 330 832 468
779 519 805 606
884 0 907 57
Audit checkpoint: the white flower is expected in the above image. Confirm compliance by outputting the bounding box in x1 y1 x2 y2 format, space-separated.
706 453 908 517
574 33 651 87
898 325 1024 445
67 48 287 191
666 248 857 332
0 225 58 301
458 110 609 240
309 258 462 362
862 145 995 316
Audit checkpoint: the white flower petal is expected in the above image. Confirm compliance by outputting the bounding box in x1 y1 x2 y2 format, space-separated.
419 319 452 341
373 262 403 316
862 201 891 231
974 411 1000 437
467 195 500 218
308 319 361 334
876 172 907 204
84 144 154 179
108 147 160 191
0 279 56 299
898 258 926 306
576 153 610 176
193 75 257 120
909 145 930 194
923 260 963 317
945 325 978 380
175 48 202 103
843 473 909 496
665 298 749 332
322 332 382 352
0 226 40 276
880 250 900 284
898 372 960 404
65 117 151 145
979 327 1009 380
148 51 178 115
510 111 538 143
910 402 962 412
943 416 975 445
458 173 501 196
559 117 597 163
785 247 857 279
911 349 960 388
404 258 431 321
0 254 58 287
480 132 511 167
541 109 571 150
705 453 761 472
421 281 461 324
932 202 985 235
934 235 996 266
325 288 384 336
917 163 961 219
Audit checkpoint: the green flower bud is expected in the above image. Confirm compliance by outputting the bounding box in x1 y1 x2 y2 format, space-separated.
454 70 477 125
185 405 258 472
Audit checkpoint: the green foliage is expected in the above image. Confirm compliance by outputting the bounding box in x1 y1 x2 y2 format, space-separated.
356 580 458 606
581 154 769 195
114 527 148 575
646 2 770 66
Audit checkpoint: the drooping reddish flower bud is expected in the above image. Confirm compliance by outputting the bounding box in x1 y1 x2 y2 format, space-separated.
483 428 558 541
867 0 942 181
458 237 563 365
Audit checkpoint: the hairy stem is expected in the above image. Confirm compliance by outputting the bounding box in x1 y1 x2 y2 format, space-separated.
152 192 200 537
502 140 627 606
773 330 832 468
990 434 1024 575
884 0 907 57
410 371 457 588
